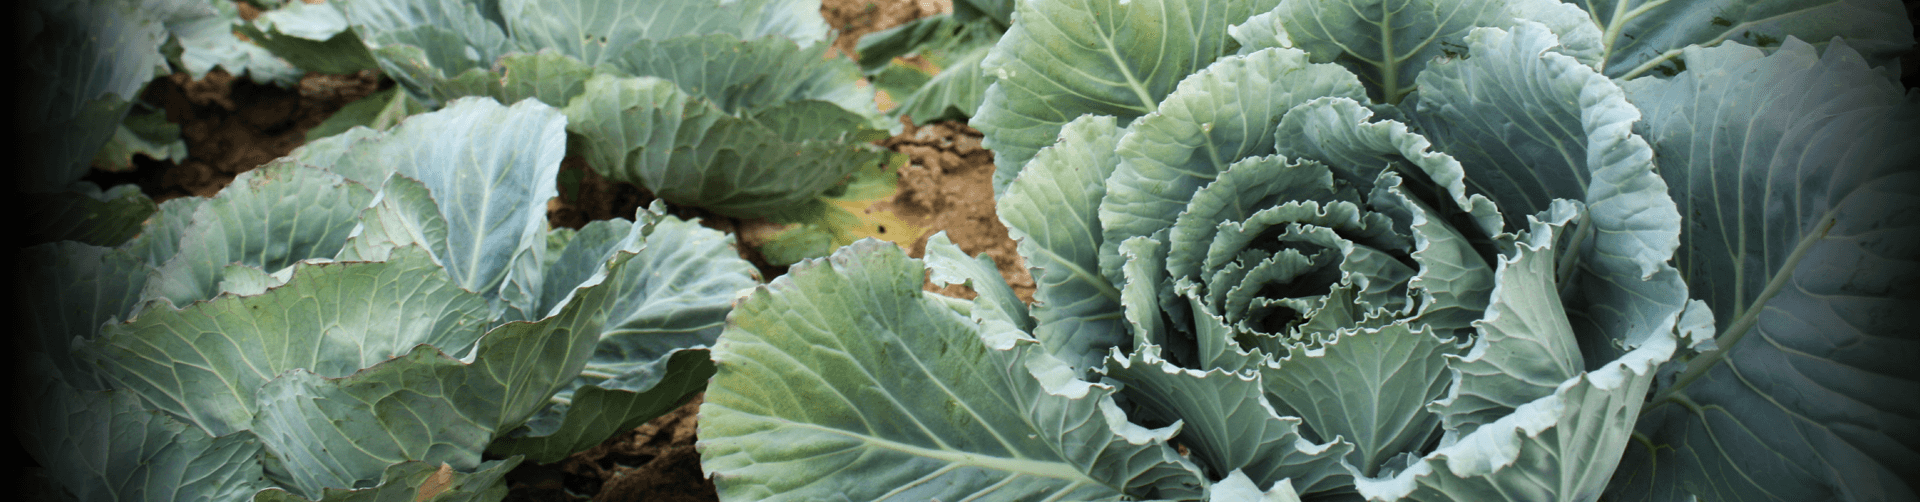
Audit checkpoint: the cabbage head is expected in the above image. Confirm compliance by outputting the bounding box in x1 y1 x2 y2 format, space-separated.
698 0 1918 500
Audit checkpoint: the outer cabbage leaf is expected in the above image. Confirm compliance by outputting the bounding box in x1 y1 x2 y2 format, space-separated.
337 0 515 104
92 107 187 173
701 240 1205 500
21 357 270 502
924 232 1034 336
972 0 1284 192
94 247 493 437
162 0 304 85
302 87 427 142
247 246 634 498
1268 0 1505 103
139 161 374 308
1206 472 1304 502
1353 203 1685 502
325 98 567 309
857 4 1008 125
499 0 829 51
250 460 516 502
23 0 169 191
1408 22 1688 362
491 208 758 462
747 153 927 266
1610 38 1920 502
561 73 888 218
19 243 152 389
122 196 209 267
341 0 890 226
999 115 1127 371
1577 0 1912 79
24 182 157 247
239 1 382 75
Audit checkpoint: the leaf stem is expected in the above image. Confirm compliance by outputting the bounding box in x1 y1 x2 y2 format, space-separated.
1644 214 1835 413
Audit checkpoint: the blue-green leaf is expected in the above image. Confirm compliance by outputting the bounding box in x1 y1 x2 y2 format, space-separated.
1611 38 1920 502
972 0 1284 191
703 240 1205 500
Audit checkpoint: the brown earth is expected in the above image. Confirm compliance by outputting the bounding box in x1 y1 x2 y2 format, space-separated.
85 69 385 201
77 0 1021 500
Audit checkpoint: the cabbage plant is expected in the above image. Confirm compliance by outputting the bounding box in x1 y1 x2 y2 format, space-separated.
18 98 760 500
697 0 1918 500
255 0 891 217
853 0 1014 125
243 0 916 264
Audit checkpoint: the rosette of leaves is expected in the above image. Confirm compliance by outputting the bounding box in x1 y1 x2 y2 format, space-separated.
255 0 899 241
852 0 1012 125
697 0 1917 500
15 97 760 501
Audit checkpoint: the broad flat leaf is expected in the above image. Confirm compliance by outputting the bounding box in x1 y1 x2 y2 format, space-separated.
330 97 567 303
583 34 856 116
1260 322 1456 478
1353 325 1677 502
702 240 1205 500
241 1 381 75
20 242 153 389
23 0 169 191
335 174 449 267
972 0 1283 191
251 460 517 502
250 247 631 498
749 153 924 265
96 246 492 437
1000 115 1127 372
562 73 884 218
303 88 427 142
164 0 303 85
508 217 632 322
1610 39 1920 502
883 42 994 125
581 214 754 375
1106 346 1355 495
141 161 374 308
488 350 713 463
92 107 186 172
22 357 270 502
1099 48 1367 282
499 0 830 55
857 13 962 73
123 196 210 267
859 14 1003 125
492 209 755 461
24 182 157 247
340 0 515 106
419 51 599 110
1578 0 1912 79
1270 0 1505 103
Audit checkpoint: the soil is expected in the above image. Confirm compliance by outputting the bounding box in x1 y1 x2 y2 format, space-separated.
65 0 1023 500
85 69 386 201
